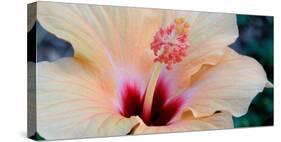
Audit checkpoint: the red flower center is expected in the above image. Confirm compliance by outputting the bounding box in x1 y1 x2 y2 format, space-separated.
119 77 184 126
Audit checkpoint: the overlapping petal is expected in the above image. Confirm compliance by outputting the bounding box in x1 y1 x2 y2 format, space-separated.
36 58 139 139
184 48 271 117
169 12 238 93
133 111 233 134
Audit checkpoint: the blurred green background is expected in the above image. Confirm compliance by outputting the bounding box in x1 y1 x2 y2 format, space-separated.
28 14 274 140
230 15 273 127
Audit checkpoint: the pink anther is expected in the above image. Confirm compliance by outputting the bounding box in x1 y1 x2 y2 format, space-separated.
151 18 191 70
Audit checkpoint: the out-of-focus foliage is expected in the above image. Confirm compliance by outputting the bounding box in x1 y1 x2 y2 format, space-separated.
230 15 273 127
28 22 74 63
29 132 45 141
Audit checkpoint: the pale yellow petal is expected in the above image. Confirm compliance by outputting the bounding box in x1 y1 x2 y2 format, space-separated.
185 48 270 117
133 111 233 134
164 11 238 48
266 81 274 88
166 11 238 54
37 2 114 73
163 12 238 95
189 13 238 49
169 46 227 95
37 2 165 79
36 58 138 140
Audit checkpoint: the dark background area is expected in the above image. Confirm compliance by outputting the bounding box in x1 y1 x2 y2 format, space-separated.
28 15 273 137
230 15 273 127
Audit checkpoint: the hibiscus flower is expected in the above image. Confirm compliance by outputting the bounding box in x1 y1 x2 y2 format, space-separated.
32 2 273 140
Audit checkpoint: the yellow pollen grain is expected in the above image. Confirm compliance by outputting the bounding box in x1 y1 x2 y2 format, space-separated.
184 22 190 28
175 18 184 24
176 25 182 34
183 27 189 33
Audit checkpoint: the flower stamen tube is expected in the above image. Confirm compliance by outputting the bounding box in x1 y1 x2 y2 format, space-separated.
142 18 191 123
